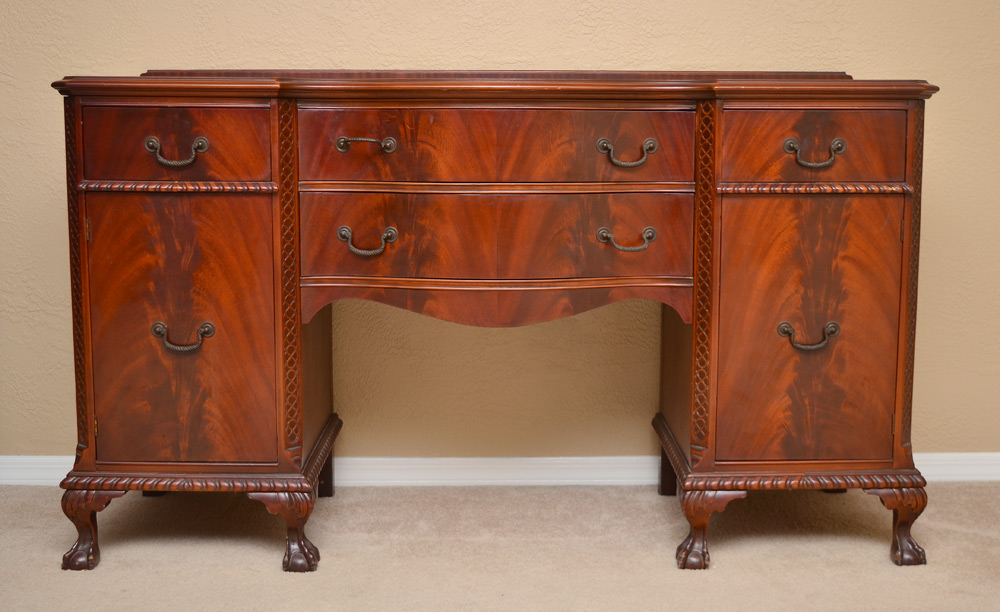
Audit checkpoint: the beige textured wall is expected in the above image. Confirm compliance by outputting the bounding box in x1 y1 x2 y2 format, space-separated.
2 0 998 457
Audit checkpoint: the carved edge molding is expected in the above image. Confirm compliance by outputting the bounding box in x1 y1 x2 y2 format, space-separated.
690 100 716 467
78 180 278 193
902 101 924 451
655 414 927 491
65 98 88 461
302 414 343 486
683 473 926 491
278 99 304 468
60 475 313 493
718 182 912 194
653 413 692 481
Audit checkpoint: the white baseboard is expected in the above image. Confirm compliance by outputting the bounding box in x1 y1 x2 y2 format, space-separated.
2 453 998 487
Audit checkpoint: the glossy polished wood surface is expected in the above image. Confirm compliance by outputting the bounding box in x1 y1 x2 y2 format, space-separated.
497 193 692 278
54 70 935 572
721 109 907 182
87 193 277 463
82 106 271 181
298 108 694 182
715 195 903 462
300 192 693 280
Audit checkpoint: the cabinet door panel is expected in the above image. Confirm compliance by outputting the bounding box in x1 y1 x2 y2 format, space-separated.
87 193 276 463
717 195 902 462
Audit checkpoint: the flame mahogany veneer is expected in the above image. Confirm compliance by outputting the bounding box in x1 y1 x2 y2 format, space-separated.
52 70 937 571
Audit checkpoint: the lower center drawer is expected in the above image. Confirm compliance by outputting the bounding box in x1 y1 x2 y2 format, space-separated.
299 192 693 280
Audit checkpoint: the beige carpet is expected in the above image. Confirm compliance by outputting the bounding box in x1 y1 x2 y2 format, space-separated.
1 483 998 611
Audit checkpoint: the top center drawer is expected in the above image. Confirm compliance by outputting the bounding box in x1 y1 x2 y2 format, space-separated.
297 107 694 183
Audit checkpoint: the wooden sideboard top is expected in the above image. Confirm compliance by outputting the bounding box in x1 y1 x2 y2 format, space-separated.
52 70 938 100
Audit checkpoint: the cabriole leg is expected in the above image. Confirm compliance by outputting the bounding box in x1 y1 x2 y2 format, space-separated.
676 490 746 569
865 487 928 565
61 489 126 570
248 491 319 572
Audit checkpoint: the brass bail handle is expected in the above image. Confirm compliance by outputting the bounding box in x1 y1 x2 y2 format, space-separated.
596 226 657 252
335 136 397 153
783 138 846 169
338 226 398 257
777 321 840 351
151 322 215 353
144 136 209 167
596 138 658 168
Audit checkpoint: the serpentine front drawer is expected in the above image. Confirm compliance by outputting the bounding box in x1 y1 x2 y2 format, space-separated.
297 108 695 182
299 192 693 280
81 105 272 181
720 109 908 182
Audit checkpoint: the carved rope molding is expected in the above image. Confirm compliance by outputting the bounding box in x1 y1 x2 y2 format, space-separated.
902 101 925 451
77 180 278 193
64 98 88 460
302 415 343 486
690 100 716 468
278 99 304 468
60 475 313 493
718 182 912 194
682 473 927 491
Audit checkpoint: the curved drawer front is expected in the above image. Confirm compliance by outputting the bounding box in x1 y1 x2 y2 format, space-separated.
301 192 692 280
300 193 499 279
298 108 695 182
82 106 271 181
497 193 692 279
721 109 907 182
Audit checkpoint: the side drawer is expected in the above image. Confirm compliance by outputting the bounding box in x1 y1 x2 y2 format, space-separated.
497 193 693 279
297 108 695 182
721 109 907 182
82 106 271 181
715 194 903 462
86 193 277 464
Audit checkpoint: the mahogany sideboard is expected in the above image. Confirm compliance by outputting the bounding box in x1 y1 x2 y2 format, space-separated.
52 70 937 571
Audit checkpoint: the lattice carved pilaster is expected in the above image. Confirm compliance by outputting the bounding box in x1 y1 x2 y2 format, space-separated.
278 99 303 468
690 100 717 468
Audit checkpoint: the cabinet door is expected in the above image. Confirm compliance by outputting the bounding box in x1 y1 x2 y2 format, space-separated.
87 193 277 464
716 195 903 462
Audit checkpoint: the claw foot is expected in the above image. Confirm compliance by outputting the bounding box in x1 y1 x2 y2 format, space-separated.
60 490 125 570
865 487 928 566
676 490 745 570
249 491 319 572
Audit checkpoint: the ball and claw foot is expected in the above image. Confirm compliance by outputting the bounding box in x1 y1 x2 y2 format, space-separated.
61 490 125 570
676 490 746 570
248 491 319 572
865 487 928 566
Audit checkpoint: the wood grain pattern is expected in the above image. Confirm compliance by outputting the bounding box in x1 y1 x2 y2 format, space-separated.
302 192 692 280
721 109 907 182
498 193 692 278
297 108 694 182
82 106 270 181
716 195 903 462
86 193 276 463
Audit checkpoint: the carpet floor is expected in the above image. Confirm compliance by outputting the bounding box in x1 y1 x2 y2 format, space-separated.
0 482 998 611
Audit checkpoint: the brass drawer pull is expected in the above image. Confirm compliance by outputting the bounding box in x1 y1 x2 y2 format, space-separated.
777 321 840 351
144 136 209 167
783 138 846 169
596 226 657 252
335 136 397 153
596 138 658 168
338 225 398 257
151 322 215 352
